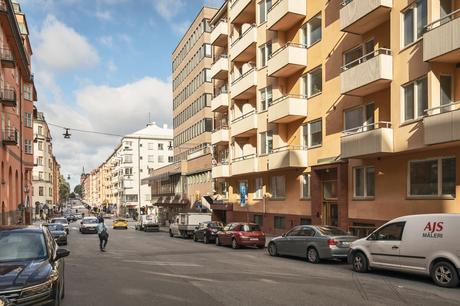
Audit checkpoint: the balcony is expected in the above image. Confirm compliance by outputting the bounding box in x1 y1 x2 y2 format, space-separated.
212 127 230 145
0 48 14 68
267 43 307 78
268 95 307 123
211 92 229 112
268 146 307 170
211 20 228 47
231 110 257 137
230 25 256 62
231 68 257 100
267 0 306 31
341 49 392 96
2 128 18 146
231 154 257 176
212 163 230 178
0 88 16 107
423 10 460 63
340 122 394 158
424 102 460 145
340 0 392 34
210 55 229 80
229 0 255 24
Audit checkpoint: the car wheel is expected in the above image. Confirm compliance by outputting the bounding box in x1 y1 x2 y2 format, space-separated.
307 247 320 264
169 230 173 237
203 235 208 244
431 261 459 288
61 276 65 299
351 251 369 273
268 242 278 257
215 236 220 246
231 238 239 249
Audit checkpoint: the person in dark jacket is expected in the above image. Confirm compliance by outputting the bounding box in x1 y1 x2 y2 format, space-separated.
96 216 108 251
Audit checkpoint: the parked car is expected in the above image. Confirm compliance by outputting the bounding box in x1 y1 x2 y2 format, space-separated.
169 213 212 238
50 217 69 234
268 225 357 263
135 214 159 232
193 221 223 244
79 217 99 234
66 214 77 222
46 223 68 245
215 223 265 249
113 218 129 230
0 225 70 305
349 213 460 288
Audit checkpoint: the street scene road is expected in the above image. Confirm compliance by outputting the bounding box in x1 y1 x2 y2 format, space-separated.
62 218 460 306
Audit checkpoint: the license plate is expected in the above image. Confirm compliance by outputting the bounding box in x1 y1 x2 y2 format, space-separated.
250 238 258 241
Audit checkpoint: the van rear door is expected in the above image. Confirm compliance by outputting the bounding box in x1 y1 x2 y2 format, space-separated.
367 222 405 269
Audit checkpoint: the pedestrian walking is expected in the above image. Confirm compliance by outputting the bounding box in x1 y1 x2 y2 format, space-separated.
97 216 109 252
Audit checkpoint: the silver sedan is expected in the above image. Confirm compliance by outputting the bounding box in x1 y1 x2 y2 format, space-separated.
267 225 357 263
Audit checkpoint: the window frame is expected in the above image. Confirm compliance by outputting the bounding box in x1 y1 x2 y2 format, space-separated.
402 76 428 123
302 13 322 47
259 42 272 68
353 166 376 200
302 66 322 98
401 0 427 48
300 173 311 199
368 222 406 241
258 0 272 24
270 175 286 199
254 177 264 200
303 119 322 149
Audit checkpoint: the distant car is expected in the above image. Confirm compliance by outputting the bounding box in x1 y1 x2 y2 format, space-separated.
268 225 357 263
0 225 70 305
216 223 265 249
46 223 68 245
113 218 128 230
193 221 223 244
136 214 159 232
50 217 69 234
79 217 99 234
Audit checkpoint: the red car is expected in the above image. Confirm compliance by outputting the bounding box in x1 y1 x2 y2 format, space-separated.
215 223 265 249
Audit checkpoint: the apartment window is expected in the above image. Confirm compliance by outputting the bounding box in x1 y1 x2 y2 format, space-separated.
344 104 374 132
343 40 375 69
148 143 154 150
300 218 311 225
148 155 154 162
303 119 322 148
259 86 272 111
259 42 272 67
24 139 32 154
158 143 164 150
260 130 273 155
124 155 133 163
303 13 322 47
259 0 272 24
39 186 44 196
440 75 452 109
124 168 133 175
274 216 285 229
301 173 310 199
38 126 43 136
403 76 427 121
24 112 32 128
37 157 43 166
409 157 456 197
38 141 43 151
254 177 263 199
158 155 164 163
353 166 375 198
125 195 138 202
303 67 322 98
168 156 174 163
270 176 285 199
253 214 263 226
49 188 52 197
402 0 427 47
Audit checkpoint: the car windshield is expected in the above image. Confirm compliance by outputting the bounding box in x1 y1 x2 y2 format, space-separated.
52 219 67 224
83 219 98 224
48 224 65 231
316 226 348 236
209 223 223 228
240 224 261 232
0 231 47 262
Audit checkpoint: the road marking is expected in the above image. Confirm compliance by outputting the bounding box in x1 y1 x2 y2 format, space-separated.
124 260 201 267
143 271 217 282
260 278 277 284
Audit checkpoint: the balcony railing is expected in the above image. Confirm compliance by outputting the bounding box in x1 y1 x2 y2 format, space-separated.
267 0 307 31
0 88 16 106
424 101 460 145
268 94 307 123
231 109 255 124
231 24 256 47
211 19 228 47
340 0 393 34
425 8 460 32
342 121 391 135
341 122 394 158
232 153 256 163
342 48 391 71
0 47 14 62
2 127 18 145
268 145 308 170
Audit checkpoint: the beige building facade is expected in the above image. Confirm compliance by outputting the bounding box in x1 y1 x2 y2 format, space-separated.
209 0 460 235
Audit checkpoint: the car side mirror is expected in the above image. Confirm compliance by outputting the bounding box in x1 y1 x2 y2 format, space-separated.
282 233 286 237
55 248 70 260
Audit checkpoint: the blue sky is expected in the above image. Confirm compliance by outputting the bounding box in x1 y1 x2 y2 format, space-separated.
19 0 224 187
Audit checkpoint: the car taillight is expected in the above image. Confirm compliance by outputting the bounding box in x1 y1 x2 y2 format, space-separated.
328 239 338 246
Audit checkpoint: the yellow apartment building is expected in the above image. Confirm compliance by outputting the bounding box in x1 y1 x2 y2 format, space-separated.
210 0 460 235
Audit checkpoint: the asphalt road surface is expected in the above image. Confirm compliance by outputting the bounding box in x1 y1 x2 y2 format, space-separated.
62 219 460 306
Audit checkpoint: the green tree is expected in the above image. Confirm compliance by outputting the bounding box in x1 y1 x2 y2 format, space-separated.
59 175 70 203
74 184 83 197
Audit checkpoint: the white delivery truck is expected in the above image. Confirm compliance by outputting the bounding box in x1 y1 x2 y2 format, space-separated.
169 212 212 238
349 213 460 287
135 214 160 232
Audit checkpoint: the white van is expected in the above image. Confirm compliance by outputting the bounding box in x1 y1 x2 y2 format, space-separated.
349 214 460 288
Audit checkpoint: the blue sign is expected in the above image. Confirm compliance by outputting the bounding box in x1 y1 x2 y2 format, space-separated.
239 184 247 207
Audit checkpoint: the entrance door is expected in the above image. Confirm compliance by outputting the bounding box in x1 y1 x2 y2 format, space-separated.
322 202 338 227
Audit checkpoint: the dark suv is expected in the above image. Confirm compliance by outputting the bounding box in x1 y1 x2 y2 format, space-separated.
0 225 70 305
193 221 224 244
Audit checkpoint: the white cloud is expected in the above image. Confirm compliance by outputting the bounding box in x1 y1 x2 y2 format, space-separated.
98 35 114 47
153 0 185 21
95 10 112 21
39 77 172 188
171 21 191 35
107 59 117 73
35 15 99 72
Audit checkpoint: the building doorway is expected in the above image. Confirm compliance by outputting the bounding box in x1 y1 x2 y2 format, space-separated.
322 202 338 226
1 202 5 225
